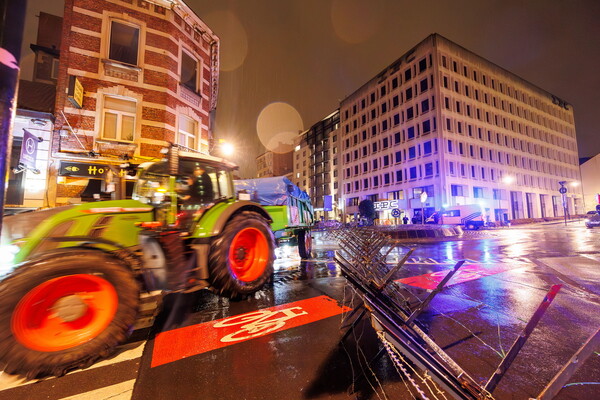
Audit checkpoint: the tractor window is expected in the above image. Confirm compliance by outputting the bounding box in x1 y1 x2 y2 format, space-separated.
177 161 233 204
134 162 170 206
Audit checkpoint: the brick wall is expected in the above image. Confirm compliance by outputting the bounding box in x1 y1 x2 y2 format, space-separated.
55 0 218 159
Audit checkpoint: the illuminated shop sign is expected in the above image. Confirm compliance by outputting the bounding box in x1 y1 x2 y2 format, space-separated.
59 161 129 178
374 200 399 210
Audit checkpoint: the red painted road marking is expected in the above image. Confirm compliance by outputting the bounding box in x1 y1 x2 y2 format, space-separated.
151 295 351 368
397 264 514 290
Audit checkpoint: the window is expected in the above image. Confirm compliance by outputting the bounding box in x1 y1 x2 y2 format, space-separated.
421 99 430 113
406 107 414 120
109 21 139 65
404 68 412 81
424 162 433 176
451 184 464 196
409 146 416 159
407 126 415 140
420 78 428 92
395 150 402 163
409 166 417 179
178 115 198 149
423 141 432 155
181 50 199 92
396 170 403 182
102 96 136 141
418 58 427 72
422 119 431 134
473 187 484 198
406 87 413 100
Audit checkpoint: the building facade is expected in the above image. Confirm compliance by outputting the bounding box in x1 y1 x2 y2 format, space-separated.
293 110 341 221
47 0 219 205
339 34 582 223
6 12 61 212
256 150 293 179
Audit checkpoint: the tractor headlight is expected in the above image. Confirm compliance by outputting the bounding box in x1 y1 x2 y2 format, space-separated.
0 243 21 276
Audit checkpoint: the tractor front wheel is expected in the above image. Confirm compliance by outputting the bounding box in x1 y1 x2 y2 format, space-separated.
207 211 275 298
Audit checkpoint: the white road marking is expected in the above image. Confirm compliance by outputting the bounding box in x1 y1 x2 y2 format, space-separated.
59 379 136 400
0 341 145 391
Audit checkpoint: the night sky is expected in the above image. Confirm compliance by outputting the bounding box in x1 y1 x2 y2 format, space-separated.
22 0 600 178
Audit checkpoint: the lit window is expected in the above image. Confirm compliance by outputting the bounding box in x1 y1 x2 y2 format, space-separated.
178 115 198 149
102 96 136 141
109 21 139 65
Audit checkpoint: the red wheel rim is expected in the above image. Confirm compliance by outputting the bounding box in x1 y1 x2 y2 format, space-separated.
229 227 269 282
11 274 118 352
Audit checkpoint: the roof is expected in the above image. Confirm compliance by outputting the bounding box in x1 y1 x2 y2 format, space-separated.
17 80 56 113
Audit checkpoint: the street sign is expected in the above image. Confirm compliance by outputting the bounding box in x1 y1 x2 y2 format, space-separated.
19 129 40 169
420 191 428 203
391 208 401 218
374 200 399 210
558 187 567 194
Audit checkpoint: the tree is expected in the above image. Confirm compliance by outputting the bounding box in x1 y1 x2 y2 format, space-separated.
358 199 376 226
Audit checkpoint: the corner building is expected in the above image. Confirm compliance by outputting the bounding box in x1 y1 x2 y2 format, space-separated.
340 34 582 223
51 0 218 205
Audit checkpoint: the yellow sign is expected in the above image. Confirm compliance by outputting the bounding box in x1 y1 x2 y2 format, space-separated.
67 75 84 108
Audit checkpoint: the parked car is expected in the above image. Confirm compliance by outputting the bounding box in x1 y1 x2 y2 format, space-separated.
585 212 600 228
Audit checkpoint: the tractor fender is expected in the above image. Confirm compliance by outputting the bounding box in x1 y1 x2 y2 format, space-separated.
192 200 272 238
14 239 142 278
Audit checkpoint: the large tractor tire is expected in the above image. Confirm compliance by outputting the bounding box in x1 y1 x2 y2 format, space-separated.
208 211 275 299
0 248 139 378
297 229 313 260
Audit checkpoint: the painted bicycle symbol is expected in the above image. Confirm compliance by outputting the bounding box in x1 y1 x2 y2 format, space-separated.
214 306 308 343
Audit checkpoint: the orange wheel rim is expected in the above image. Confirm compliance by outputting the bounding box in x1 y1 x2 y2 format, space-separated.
11 274 118 352
229 227 269 282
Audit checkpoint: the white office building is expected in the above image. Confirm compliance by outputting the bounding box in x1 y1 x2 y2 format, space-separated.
339 34 582 223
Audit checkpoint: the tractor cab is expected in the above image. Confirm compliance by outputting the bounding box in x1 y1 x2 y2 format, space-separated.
133 150 237 230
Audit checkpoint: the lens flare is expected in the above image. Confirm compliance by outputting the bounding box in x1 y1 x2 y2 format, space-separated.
256 102 303 154
203 10 248 72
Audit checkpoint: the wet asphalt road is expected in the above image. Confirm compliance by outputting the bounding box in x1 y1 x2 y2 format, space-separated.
1 220 599 400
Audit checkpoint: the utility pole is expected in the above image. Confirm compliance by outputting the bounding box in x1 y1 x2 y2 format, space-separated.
0 0 28 232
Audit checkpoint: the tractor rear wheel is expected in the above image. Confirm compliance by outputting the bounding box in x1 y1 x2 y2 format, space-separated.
207 211 275 299
0 248 139 378
297 229 313 259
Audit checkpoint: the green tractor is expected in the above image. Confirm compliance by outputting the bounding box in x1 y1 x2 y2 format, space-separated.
0 147 278 378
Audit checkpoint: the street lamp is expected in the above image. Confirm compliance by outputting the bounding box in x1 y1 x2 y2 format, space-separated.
220 141 234 157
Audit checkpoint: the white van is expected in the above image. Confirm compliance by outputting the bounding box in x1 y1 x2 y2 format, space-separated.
428 204 487 230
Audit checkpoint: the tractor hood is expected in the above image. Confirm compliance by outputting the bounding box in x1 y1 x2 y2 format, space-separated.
1 206 75 276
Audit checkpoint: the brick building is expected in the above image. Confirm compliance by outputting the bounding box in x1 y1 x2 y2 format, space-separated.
49 0 219 205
